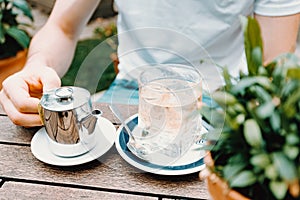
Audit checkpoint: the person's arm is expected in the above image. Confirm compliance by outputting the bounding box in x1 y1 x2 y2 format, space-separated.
0 0 101 127
26 0 101 76
254 13 300 64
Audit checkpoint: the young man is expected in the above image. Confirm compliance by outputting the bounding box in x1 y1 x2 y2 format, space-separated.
1 0 300 127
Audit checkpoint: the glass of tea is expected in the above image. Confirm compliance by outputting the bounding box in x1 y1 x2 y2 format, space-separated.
128 64 202 166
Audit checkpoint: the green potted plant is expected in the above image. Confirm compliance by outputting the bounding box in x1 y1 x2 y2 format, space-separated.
0 0 33 88
201 16 300 200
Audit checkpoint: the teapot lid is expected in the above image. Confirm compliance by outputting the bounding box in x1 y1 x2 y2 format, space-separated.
40 86 91 111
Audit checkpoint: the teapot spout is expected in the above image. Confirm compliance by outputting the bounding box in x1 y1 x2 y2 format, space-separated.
80 109 102 135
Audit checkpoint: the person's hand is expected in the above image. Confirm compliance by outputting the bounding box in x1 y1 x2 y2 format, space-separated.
0 66 61 127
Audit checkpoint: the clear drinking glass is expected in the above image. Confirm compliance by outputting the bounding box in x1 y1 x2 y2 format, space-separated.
129 64 202 166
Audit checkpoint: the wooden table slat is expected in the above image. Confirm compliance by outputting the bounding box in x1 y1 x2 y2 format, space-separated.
93 103 138 124
0 116 38 145
0 144 208 199
0 182 157 200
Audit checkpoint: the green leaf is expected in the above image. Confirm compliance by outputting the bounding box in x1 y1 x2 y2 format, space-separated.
258 65 268 76
212 91 237 107
5 26 30 48
251 85 272 102
270 112 280 131
233 103 246 113
0 24 5 44
256 101 275 119
272 152 297 181
252 46 263 68
223 162 247 181
265 164 278 180
286 134 300 145
12 0 33 21
199 104 226 128
287 68 300 79
223 67 233 91
228 153 247 164
283 145 299 160
224 114 240 130
231 76 271 95
269 181 288 200
247 18 263 52
283 87 300 118
235 113 245 124
229 170 257 188
250 153 270 168
213 91 237 105
243 119 263 148
281 80 299 99
243 16 263 76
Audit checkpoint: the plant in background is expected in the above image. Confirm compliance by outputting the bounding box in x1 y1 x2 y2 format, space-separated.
93 22 117 39
93 22 119 73
61 22 118 93
0 0 33 59
202 16 300 200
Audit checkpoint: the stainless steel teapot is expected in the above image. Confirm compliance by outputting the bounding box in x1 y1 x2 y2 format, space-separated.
39 86 100 157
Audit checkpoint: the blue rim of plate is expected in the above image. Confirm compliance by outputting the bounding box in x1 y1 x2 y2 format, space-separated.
115 114 207 175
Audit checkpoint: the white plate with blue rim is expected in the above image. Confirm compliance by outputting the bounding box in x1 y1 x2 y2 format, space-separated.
115 114 210 175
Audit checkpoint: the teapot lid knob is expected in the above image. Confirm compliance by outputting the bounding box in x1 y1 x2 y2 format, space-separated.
55 87 73 101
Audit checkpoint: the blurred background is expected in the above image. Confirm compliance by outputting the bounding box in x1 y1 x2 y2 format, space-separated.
22 1 300 96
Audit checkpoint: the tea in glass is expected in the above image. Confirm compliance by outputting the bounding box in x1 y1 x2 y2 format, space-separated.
129 64 202 165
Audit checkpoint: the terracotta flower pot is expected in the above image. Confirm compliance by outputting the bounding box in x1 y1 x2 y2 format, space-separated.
202 152 250 200
206 172 250 200
0 49 27 89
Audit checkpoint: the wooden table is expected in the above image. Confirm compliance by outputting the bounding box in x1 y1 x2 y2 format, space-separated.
0 103 209 200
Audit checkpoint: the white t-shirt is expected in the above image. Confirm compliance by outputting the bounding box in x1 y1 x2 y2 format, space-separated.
114 0 300 92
